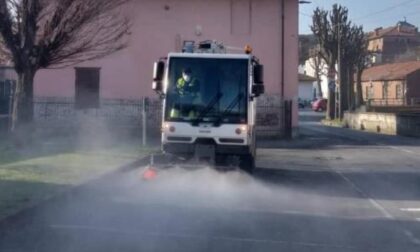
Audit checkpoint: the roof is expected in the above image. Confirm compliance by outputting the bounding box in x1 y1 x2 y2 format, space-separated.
299 73 316 82
361 61 420 82
369 21 418 40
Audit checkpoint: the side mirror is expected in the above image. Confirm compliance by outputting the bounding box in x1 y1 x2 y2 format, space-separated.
153 61 165 93
252 84 265 97
252 64 264 97
253 64 264 84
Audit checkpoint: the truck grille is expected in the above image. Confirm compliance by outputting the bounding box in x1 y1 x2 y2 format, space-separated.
219 138 245 144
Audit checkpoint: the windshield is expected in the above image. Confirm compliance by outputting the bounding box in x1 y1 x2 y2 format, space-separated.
164 57 249 124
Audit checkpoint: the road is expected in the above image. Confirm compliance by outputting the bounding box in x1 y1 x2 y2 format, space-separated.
1 110 420 251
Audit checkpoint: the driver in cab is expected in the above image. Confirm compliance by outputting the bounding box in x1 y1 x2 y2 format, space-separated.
170 68 201 118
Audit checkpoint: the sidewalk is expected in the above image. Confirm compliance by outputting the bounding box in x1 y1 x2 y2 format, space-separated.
0 132 155 221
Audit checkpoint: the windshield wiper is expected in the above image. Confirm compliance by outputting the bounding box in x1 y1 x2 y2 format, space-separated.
210 93 244 125
192 92 223 125
223 93 244 115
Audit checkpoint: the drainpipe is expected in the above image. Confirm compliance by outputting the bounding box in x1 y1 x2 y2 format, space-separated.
281 0 285 100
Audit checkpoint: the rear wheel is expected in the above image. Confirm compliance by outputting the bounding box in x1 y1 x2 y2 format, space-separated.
239 154 255 174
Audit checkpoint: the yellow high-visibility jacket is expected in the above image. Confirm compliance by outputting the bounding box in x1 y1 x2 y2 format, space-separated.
176 77 200 95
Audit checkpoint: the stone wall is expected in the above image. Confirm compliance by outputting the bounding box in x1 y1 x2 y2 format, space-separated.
344 112 397 135
344 111 420 137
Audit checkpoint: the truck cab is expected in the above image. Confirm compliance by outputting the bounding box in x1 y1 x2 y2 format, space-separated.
153 41 264 172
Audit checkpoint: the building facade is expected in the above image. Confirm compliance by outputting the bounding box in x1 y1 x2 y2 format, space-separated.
368 20 420 65
361 61 420 106
30 0 299 136
0 0 298 134
298 74 316 102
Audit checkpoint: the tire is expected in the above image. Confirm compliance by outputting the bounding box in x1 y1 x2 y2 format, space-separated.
239 154 255 174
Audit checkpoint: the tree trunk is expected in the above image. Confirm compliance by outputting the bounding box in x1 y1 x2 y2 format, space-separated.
347 68 355 111
316 77 323 98
314 58 323 98
338 64 349 119
355 69 364 108
11 69 36 132
327 64 336 120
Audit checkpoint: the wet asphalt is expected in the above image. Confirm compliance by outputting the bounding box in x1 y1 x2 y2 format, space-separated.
1 109 420 252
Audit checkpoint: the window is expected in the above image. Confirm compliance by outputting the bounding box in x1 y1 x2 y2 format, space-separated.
382 81 389 99
231 0 251 35
366 85 374 99
396 84 403 99
75 68 100 109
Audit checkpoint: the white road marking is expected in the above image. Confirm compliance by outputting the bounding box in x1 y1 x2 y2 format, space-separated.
404 230 420 245
307 124 420 244
334 169 420 245
400 208 420 212
388 146 414 154
335 171 393 220
49 224 359 250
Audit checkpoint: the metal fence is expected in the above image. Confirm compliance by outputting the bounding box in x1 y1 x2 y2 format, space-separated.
33 97 162 145
256 95 286 137
0 80 14 132
368 98 420 107
32 95 287 140
34 97 145 126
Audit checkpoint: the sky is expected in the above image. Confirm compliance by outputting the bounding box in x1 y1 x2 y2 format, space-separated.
299 0 420 34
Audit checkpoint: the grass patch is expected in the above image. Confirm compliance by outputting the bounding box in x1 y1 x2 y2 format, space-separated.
321 119 346 128
0 133 155 220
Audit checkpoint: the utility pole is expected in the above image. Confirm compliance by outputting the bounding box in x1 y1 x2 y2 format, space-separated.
337 21 341 119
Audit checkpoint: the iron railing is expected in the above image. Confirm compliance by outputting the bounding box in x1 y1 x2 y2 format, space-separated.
367 98 420 107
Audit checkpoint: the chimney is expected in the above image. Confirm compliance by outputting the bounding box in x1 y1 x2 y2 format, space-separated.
375 27 382 36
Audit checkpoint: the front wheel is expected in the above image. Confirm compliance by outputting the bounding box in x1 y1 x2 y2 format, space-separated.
239 154 255 174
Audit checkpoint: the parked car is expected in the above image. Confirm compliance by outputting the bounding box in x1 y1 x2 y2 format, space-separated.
298 99 305 109
312 98 327 112
298 98 312 109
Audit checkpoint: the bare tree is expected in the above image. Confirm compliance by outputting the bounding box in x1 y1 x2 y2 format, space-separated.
312 4 366 119
352 28 369 108
308 46 326 98
0 0 131 132
311 5 345 119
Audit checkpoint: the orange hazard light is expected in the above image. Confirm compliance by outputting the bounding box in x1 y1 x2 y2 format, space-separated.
143 167 157 180
245 45 253 54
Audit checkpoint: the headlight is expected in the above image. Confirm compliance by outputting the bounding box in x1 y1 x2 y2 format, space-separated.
162 123 176 133
235 125 248 135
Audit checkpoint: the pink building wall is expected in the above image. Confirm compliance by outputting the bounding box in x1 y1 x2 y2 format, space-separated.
34 0 299 128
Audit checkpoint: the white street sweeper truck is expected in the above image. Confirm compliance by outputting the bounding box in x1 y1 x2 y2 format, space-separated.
151 40 264 173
